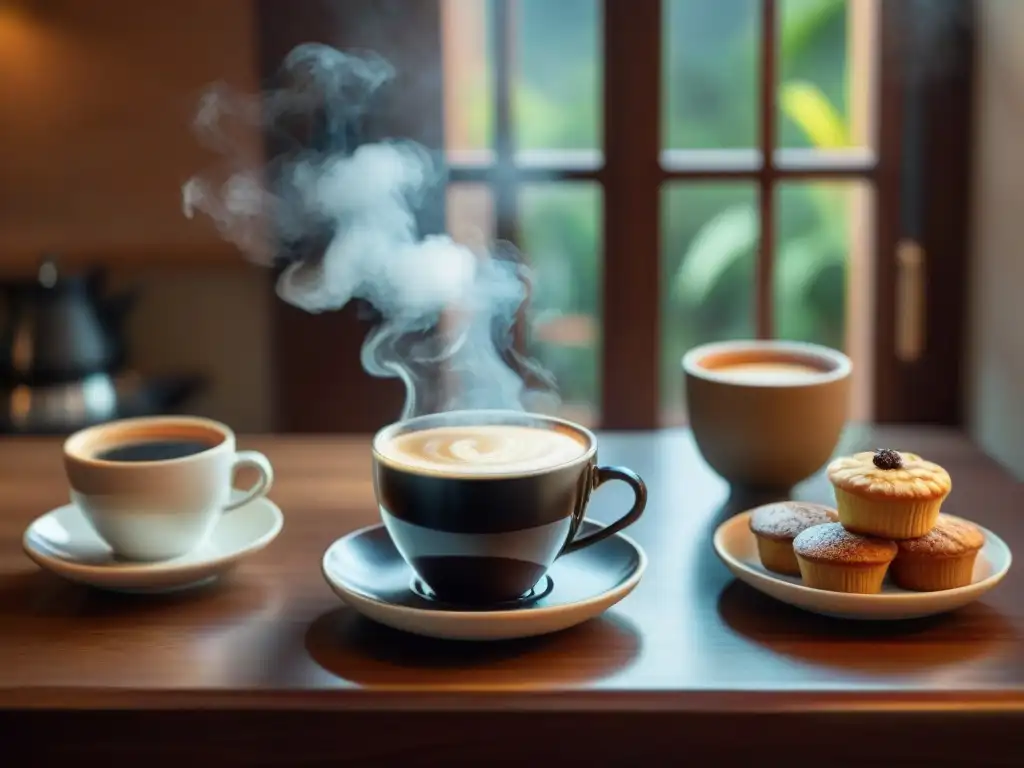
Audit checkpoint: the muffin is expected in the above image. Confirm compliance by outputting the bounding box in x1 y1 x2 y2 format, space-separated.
827 449 951 540
793 523 898 594
889 514 985 591
748 501 839 576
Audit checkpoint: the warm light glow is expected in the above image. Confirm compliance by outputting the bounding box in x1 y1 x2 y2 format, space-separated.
0 4 42 59
9 384 32 426
0 3 59 100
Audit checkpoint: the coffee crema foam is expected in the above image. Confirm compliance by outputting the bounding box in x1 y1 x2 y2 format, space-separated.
709 361 825 384
379 425 589 476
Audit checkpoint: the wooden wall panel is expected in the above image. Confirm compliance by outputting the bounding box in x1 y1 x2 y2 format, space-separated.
0 0 262 260
257 0 446 432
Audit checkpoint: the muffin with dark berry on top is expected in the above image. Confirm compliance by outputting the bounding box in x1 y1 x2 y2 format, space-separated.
827 449 951 540
748 501 838 576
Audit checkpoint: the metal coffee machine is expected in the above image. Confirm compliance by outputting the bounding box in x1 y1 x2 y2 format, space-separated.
0 256 202 434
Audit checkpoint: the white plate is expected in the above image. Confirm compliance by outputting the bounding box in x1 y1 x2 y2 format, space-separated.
23 494 283 593
713 511 1012 620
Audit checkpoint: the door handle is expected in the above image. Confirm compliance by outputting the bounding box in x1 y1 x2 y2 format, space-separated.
895 238 926 362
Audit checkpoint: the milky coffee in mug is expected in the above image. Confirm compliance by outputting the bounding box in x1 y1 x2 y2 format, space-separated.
372 410 647 605
63 416 274 561
683 340 851 489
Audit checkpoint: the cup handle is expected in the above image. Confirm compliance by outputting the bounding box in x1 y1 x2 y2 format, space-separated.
222 450 275 512
560 465 647 556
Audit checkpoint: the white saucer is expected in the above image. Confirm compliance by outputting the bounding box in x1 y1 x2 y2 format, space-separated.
713 510 1012 620
23 495 283 593
322 519 647 641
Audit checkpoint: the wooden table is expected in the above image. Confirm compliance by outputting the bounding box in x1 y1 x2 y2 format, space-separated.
1 427 1022 765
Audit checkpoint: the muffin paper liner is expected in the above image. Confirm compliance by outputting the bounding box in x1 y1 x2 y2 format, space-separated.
754 536 801 576
833 487 944 540
795 558 890 594
890 552 978 591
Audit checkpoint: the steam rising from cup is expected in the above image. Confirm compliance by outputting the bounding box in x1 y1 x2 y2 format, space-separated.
182 44 556 419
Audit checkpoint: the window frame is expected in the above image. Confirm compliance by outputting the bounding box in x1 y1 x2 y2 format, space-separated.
261 0 975 432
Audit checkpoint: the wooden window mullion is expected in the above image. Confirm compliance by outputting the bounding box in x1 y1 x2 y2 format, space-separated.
601 0 662 429
492 0 518 243
756 0 779 340
491 0 535 362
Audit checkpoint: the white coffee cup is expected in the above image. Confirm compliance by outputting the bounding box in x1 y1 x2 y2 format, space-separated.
63 416 274 561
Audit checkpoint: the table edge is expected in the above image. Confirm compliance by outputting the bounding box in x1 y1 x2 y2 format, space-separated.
3 688 1023 713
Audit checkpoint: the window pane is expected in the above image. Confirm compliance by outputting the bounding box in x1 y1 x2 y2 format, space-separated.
514 0 601 153
519 183 602 423
446 183 494 251
441 0 493 157
776 0 878 152
775 180 874 420
662 0 759 150
661 183 758 423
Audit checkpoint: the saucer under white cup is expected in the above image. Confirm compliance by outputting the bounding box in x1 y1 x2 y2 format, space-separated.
322 519 647 641
23 491 284 593
63 415 274 561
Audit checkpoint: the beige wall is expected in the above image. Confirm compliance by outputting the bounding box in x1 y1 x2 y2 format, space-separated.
0 0 272 431
969 0 1024 479
114 268 272 432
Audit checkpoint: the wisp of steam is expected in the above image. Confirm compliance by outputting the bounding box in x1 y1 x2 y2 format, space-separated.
182 44 556 419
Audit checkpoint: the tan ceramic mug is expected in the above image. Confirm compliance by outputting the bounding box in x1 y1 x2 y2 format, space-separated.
682 340 851 490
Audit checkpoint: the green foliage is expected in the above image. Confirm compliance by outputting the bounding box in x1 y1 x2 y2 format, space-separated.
673 205 759 307
670 0 854 380
458 0 854 408
779 81 850 148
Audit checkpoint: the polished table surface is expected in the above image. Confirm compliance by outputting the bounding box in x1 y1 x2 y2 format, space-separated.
1 427 1022 765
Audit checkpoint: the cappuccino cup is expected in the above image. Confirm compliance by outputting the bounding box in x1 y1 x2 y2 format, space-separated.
372 410 647 605
63 416 274 561
683 340 851 489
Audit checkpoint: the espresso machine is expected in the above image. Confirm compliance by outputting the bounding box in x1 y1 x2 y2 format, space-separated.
0 256 203 434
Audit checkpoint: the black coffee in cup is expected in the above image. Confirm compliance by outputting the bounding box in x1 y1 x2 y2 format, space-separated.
63 415 275 561
372 411 647 605
94 439 215 463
